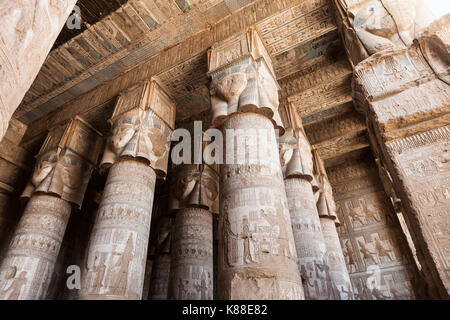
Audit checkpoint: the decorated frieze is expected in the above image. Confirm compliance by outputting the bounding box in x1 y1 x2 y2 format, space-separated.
21 117 103 208
100 79 176 177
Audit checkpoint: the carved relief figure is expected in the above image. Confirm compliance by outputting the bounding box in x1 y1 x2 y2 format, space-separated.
110 235 134 296
240 217 256 264
0 267 27 300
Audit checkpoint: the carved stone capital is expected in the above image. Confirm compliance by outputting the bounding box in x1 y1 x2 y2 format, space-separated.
207 28 283 133
169 164 219 214
313 149 338 223
21 117 103 208
279 128 314 181
100 79 176 177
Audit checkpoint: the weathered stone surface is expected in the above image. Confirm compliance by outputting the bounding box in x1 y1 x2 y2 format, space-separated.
0 195 71 300
148 213 172 301
0 116 101 300
169 207 214 300
332 0 435 66
0 0 77 142
218 113 304 300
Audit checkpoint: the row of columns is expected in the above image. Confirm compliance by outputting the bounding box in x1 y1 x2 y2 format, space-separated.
0 26 406 300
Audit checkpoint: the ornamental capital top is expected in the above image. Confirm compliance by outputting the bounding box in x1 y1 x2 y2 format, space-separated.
111 78 176 131
22 116 103 207
207 27 275 78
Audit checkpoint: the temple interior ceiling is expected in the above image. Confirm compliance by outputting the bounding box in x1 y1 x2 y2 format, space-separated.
14 0 367 163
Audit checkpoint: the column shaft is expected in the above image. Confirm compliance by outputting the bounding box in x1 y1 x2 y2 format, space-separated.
169 207 213 300
0 195 71 300
218 112 304 300
285 178 329 299
320 217 353 300
148 253 171 300
81 160 156 299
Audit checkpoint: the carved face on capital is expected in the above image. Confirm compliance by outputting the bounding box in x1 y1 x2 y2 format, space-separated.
59 152 89 190
212 73 248 102
31 151 58 187
172 166 219 210
110 115 137 152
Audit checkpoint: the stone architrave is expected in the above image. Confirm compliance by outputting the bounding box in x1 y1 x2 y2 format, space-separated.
334 0 449 297
0 0 78 142
0 117 102 300
314 151 354 300
279 106 331 300
168 164 219 300
80 79 176 300
208 29 304 300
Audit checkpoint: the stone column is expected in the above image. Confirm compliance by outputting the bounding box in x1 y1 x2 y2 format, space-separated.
0 119 33 262
148 253 171 300
0 117 102 300
279 107 331 300
208 28 304 300
80 79 175 300
333 0 450 298
0 1 77 141
168 164 219 300
314 150 354 300
147 212 172 300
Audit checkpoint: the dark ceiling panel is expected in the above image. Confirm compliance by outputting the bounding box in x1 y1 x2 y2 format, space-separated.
52 0 130 50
